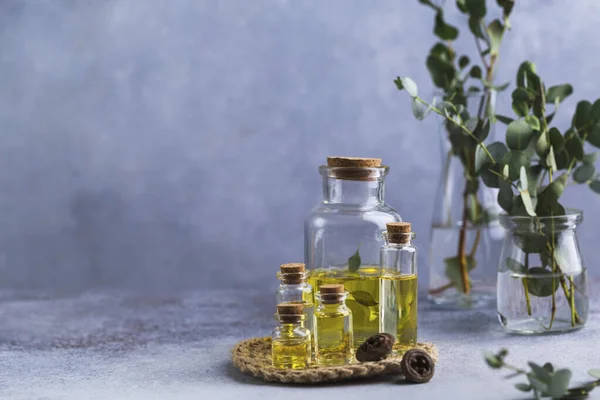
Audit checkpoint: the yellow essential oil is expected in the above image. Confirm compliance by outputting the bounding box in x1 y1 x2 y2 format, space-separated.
314 284 354 366
309 266 379 347
380 273 418 348
380 222 419 349
271 303 311 370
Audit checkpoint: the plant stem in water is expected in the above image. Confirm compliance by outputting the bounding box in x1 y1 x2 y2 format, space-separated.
457 188 470 294
522 252 532 316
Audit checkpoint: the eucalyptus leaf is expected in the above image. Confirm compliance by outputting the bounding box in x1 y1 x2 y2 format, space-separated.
348 249 361 272
512 87 535 103
481 165 500 188
427 55 455 88
573 164 595 183
536 133 550 158
512 100 529 118
515 231 548 253
434 11 459 40
589 369 600 379
484 351 503 369
546 84 573 105
514 383 531 392
555 149 571 170
444 255 476 290
470 65 482 79
505 258 526 274
550 127 565 152
546 146 558 171
583 153 598 164
468 16 484 39
465 0 486 18
411 97 428 120
487 20 504 56
590 98 600 123
475 141 507 172
543 363 554 373
547 369 572 399
506 120 534 150
536 174 567 215
565 134 585 161
400 77 418 97
527 267 560 297
525 115 541 131
459 55 470 69
573 100 592 131
350 290 378 307
521 190 536 217
516 61 537 88
590 180 600 194
456 0 468 13
498 177 514 212
496 114 514 124
527 375 548 394
502 150 530 181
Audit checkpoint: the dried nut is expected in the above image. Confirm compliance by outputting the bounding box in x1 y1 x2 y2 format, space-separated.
401 349 435 383
355 333 396 362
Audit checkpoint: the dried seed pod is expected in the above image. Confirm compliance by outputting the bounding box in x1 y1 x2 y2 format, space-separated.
401 349 435 383
355 333 396 362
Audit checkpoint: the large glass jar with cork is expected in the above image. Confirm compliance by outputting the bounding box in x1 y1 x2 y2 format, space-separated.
304 156 402 347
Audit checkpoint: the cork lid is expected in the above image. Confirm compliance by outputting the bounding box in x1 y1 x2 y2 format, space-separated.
280 263 305 274
277 303 304 315
327 157 382 168
387 222 412 244
387 222 411 233
319 284 344 294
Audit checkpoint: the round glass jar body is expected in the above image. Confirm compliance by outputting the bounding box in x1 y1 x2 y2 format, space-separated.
304 165 401 346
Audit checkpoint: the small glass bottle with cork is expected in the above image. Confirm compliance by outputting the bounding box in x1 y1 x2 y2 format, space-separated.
276 263 314 348
380 222 418 349
271 303 312 370
313 283 354 366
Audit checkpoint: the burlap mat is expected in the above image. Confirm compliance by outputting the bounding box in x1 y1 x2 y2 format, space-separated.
231 337 438 384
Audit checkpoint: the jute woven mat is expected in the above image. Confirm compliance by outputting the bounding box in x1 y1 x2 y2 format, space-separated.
231 337 438 384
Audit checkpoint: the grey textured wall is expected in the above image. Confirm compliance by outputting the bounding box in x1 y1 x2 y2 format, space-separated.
1 0 599 292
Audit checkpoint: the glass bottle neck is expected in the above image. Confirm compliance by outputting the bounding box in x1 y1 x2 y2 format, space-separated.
317 302 346 311
279 321 304 331
322 177 384 205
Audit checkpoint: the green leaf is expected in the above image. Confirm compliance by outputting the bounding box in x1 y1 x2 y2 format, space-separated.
476 141 507 172
590 99 600 123
573 164 595 183
565 134 584 161
468 16 484 39
350 290 378 307
429 42 452 62
427 55 455 88
587 124 600 148
481 165 500 188
546 84 573 105
542 363 554 373
484 351 503 369
348 249 361 272
486 20 504 56
434 11 459 40
529 362 553 383
506 120 534 150
514 383 532 392
465 0 486 18
512 87 535 103
497 0 515 17
516 61 537 88
496 114 514 124
458 55 470 69
525 115 541 131
547 369 572 399
512 101 529 118
550 127 565 152
527 375 549 394
444 255 476 290
583 153 598 164
555 149 571 170
411 98 428 120
399 77 418 97
498 177 514 212
573 100 592 131
505 258 526 274
590 180 600 194
470 65 482 79
502 150 531 181
536 174 567 214
515 230 548 252
527 267 560 297
588 369 600 379
546 146 558 171
456 0 468 12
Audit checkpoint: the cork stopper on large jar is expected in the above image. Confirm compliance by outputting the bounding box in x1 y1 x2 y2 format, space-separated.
387 222 412 244
326 156 383 181
277 303 305 323
319 283 346 304
279 263 306 284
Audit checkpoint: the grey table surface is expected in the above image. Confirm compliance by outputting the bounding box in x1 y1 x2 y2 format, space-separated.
1 287 599 400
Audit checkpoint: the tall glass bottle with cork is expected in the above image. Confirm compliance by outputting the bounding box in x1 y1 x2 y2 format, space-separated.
380 222 418 349
305 156 401 347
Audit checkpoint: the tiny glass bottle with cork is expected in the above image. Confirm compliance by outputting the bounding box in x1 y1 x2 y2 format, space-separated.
305 156 401 347
271 303 311 370
313 284 354 366
380 222 418 349
276 263 314 340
